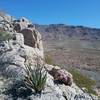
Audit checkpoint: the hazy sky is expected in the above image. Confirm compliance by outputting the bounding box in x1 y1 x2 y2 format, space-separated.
0 0 100 28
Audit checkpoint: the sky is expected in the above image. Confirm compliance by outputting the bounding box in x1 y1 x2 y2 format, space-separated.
0 0 100 28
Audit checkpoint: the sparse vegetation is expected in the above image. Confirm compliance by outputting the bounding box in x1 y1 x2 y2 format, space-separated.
0 31 12 41
69 68 97 95
24 63 47 94
45 55 53 65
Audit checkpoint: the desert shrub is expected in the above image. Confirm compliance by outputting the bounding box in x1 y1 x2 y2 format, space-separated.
45 55 53 65
24 63 47 94
69 68 96 95
0 31 12 41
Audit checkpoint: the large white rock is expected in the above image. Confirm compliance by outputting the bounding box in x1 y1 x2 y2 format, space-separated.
0 28 44 78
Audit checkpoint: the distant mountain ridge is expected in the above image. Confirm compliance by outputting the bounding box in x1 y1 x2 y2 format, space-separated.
35 24 100 41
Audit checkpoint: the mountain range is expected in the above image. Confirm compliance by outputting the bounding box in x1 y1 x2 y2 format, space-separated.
35 24 100 41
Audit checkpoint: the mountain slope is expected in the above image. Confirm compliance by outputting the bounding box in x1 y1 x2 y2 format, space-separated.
35 24 100 41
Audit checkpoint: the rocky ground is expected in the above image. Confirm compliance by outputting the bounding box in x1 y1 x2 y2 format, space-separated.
0 12 99 100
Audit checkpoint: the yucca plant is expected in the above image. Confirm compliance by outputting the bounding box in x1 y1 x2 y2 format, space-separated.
24 62 47 94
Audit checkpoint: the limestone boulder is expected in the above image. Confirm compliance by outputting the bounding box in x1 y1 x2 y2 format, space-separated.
45 64 73 86
0 31 43 78
20 28 43 50
13 17 33 32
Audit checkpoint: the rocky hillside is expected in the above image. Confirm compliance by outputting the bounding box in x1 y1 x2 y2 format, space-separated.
0 13 99 100
35 24 100 41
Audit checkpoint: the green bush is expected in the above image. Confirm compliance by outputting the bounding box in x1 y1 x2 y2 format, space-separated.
45 55 53 65
0 31 12 41
69 68 96 95
24 63 47 94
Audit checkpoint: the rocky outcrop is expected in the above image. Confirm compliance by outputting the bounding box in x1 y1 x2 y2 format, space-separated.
44 64 99 100
0 13 99 100
13 17 32 32
13 17 43 51
0 13 44 78
49 68 73 86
